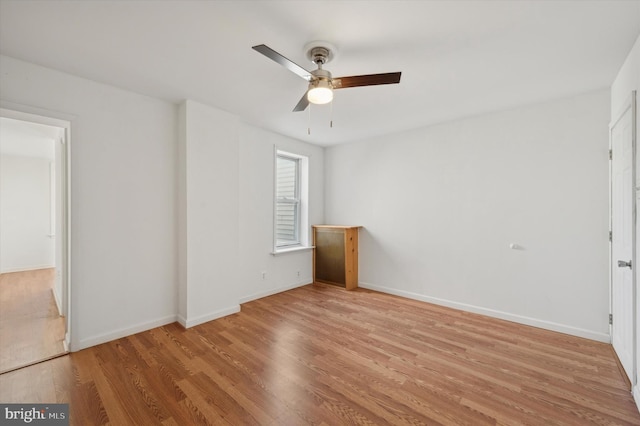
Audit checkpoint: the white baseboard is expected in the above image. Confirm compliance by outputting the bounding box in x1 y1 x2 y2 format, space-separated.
176 314 187 328
633 384 640 414
238 279 312 305
182 305 241 329
359 282 610 343
0 264 55 274
73 303 246 351
73 314 178 351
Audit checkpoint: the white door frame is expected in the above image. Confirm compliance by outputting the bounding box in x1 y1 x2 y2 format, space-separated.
610 90 637 386
0 104 72 351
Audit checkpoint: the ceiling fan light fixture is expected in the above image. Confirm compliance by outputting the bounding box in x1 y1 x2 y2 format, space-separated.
307 85 333 104
307 70 333 105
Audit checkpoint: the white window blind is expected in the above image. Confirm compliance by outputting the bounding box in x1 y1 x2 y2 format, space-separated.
276 154 300 247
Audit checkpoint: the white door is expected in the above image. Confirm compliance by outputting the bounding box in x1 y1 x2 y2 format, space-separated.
611 93 636 385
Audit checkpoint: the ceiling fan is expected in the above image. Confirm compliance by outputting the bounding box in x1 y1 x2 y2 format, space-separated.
252 41 401 112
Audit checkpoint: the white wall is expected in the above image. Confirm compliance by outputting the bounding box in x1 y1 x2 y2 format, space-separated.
0 154 54 272
238 124 324 303
177 100 241 327
177 101 324 324
325 89 610 341
0 55 178 351
611 33 640 407
612 35 640 123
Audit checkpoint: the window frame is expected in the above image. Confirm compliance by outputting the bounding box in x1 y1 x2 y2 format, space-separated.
273 148 309 253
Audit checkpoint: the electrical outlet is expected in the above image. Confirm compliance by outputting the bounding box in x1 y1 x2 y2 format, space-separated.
261 271 267 280
297 271 301 278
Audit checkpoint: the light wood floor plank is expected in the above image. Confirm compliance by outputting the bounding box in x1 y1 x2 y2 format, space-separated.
0 268 66 373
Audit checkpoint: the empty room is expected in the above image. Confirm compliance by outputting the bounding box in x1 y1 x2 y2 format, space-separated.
1 1 640 424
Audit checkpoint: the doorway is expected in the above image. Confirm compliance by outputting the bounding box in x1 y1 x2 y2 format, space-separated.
0 109 70 373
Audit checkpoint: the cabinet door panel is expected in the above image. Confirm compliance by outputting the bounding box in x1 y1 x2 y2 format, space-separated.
315 229 346 286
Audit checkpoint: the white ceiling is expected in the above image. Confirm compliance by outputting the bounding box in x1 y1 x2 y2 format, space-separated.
0 0 638 146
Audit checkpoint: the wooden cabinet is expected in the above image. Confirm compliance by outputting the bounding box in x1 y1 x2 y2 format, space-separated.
312 225 361 290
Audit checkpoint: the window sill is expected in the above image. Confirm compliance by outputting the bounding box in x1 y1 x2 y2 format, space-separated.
271 246 314 256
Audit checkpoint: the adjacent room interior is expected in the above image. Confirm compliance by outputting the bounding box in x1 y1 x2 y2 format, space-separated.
0 117 68 373
0 1 639 424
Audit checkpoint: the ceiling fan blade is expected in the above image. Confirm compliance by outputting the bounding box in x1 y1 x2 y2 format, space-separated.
293 91 309 112
252 44 312 81
333 72 401 89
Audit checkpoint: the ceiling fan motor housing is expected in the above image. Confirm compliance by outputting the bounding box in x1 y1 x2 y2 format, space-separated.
311 68 332 83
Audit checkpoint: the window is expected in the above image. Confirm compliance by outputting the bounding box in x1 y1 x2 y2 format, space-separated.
274 150 309 252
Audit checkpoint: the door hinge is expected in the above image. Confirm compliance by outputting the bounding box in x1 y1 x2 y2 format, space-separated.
609 231 612 242
609 314 613 325
609 149 613 160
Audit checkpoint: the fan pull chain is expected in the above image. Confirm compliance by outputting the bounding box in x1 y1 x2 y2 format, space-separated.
308 103 311 135
330 99 333 128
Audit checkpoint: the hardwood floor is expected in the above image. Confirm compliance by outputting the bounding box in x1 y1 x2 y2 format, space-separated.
1 283 638 425
0 268 67 373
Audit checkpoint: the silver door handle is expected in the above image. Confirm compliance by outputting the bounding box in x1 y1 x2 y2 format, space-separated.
618 260 633 269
